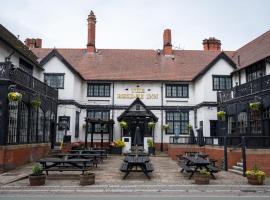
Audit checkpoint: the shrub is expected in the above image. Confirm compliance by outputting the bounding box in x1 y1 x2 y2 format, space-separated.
32 163 43 176
147 138 154 148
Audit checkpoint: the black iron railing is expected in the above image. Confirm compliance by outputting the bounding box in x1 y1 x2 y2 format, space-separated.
0 62 58 100
217 74 270 103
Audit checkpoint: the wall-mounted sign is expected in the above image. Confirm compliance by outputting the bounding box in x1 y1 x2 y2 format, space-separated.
58 116 70 130
117 87 158 100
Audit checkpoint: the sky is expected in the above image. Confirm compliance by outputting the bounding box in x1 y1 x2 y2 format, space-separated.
0 0 270 51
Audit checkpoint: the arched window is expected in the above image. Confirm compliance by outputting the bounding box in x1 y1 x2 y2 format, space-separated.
38 108 45 142
19 102 28 143
44 111 51 142
7 101 19 144
30 108 38 143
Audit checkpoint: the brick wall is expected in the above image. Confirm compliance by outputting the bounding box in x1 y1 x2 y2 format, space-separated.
168 144 270 176
0 143 50 172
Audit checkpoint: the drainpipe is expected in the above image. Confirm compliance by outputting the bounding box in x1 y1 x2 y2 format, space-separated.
161 83 164 152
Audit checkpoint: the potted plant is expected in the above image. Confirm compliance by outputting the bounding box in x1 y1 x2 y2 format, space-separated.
194 169 210 185
31 97 41 108
111 139 125 154
29 163 46 186
249 102 261 111
147 138 155 155
119 121 128 129
148 121 156 129
217 111 226 121
79 171 95 186
187 124 193 132
162 124 169 130
7 91 22 102
246 164 266 185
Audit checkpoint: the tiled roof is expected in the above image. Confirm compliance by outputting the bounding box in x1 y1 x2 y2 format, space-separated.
0 24 41 68
232 30 270 70
32 48 234 81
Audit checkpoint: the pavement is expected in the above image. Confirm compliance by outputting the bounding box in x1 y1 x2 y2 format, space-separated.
0 155 270 198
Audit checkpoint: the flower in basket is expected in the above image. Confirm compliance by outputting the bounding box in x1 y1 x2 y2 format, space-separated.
162 124 170 130
31 97 41 108
119 121 128 129
187 124 193 130
249 102 261 111
148 121 156 129
246 164 266 184
114 139 125 148
8 92 22 102
217 111 226 119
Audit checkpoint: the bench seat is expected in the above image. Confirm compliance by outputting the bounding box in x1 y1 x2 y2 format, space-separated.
120 163 129 172
207 165 219 173
178 163 193 173
145 163 154 172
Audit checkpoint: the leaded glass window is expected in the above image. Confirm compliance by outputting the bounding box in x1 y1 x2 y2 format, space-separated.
166 111 189 135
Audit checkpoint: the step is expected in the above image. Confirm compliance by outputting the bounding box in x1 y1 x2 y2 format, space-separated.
237 162 243 167
232 165 243 171
229 169 243 175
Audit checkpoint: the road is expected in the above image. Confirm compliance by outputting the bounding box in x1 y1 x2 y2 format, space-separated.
0 193 270 200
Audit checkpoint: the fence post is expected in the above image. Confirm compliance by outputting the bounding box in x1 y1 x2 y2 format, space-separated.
224 136 228 171
241 136 247 177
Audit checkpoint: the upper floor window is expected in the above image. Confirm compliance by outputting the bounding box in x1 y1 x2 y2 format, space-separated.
44 73 64 89
166 84 188 98
19 58 33 75
246 61 266 82
212 75 232 91
87 83 110 97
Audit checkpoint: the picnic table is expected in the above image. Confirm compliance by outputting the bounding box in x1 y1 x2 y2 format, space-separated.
120 156 153 179
180 155 218 179
51 153 102 167
69 149 107 158
39 158 93 175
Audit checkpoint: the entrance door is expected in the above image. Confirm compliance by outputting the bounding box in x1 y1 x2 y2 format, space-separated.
210 120 218 136
130 119 145 146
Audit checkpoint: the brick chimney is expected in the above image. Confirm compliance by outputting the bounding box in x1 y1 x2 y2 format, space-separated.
24 38 42 49
87 10 96 53
202 37 221 51
163 29 173 55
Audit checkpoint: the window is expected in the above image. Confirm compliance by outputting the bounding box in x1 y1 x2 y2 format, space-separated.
228 116 236 134
212 75 232 90
19 102 28 143
87 110 110 133
19 59 33 75
246 61 266 82
37 108 44 142
166 84 189 98
238 112 248 134
44 111 51 142
7 101 19 144
29 108 38 143
44 73 65 89
249 110 262 135
87 83 110 97
166 111 189 135
75 111 80 138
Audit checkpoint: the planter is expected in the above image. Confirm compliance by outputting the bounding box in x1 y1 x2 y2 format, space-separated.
29 174 46 186
111 147 122 154
148 147 155 155
247 175 264 185
80 173 95 186
194 174 210 185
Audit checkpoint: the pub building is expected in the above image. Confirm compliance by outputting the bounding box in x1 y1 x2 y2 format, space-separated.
0 24 58 172
1 10 270 172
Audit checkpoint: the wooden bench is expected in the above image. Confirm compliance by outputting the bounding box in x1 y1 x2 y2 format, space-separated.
178 163 194 173
207 165 219 173
120 162 129 172
145 162 154 172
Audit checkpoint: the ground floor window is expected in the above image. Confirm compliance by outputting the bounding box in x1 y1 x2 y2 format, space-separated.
7 101 19 144
249 110 262 135
87 110 110 133
238 112 248 134
19 102 28 143
29 108 38 143
166 111 189 135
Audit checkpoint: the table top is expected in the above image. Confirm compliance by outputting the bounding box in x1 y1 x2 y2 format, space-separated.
124 156 150 164
39 158 93 163
183 155 210 165
52 153 101 157
69 149 106 153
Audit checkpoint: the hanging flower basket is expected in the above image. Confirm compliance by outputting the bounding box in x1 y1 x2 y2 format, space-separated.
187 124 193 130
8 92 22 102
148 122 156 129
249 102 261 111
31 97 41 108
246 164 265 185
217 111 226 120
163 124 169 130
119 121 128 129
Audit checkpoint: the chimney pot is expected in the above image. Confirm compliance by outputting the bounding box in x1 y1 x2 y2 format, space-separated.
24 38 42 49
202 37 221 51
87 10 96 53
163 29 173 55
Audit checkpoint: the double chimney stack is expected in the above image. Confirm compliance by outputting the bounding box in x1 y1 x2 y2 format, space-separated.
24 11 221 53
